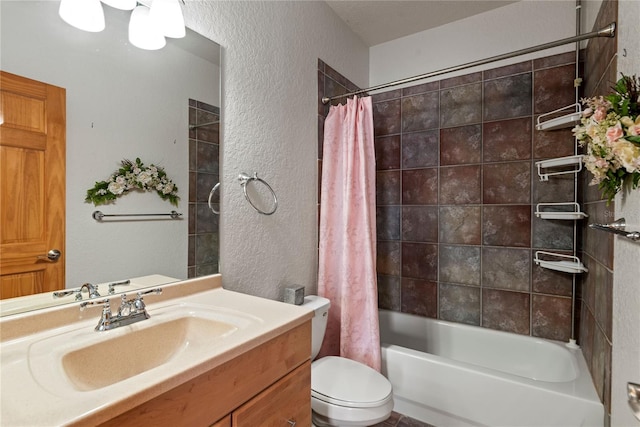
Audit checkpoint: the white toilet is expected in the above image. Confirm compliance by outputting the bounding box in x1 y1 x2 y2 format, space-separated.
304 295 394 427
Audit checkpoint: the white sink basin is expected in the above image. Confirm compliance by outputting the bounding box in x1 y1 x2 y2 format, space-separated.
27 303 260 393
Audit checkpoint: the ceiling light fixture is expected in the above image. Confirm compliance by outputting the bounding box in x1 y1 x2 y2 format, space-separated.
58 0 185 50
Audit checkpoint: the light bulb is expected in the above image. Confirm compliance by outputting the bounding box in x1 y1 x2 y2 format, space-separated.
149 0 186 39
59 0 105 32
101 0 137 11
129 5 166 50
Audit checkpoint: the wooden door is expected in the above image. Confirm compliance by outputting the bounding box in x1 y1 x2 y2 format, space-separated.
0 71 66 299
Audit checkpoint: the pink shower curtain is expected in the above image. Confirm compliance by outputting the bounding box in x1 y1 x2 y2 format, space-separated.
318 96 381 372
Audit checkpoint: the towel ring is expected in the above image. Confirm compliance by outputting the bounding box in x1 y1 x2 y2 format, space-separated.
208 182 220 215
238 172 278 215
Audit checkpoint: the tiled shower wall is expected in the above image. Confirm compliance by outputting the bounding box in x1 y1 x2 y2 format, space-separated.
578 0 617 420
188 99 220 278
372 52 580 340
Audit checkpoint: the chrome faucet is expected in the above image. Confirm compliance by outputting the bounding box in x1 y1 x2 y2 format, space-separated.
79 283 101 300
53 282 101 300
79 288 163 331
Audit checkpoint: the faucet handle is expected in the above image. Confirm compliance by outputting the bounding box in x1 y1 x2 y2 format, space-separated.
134 288 163 311
108 279 131 295
79 298 111 312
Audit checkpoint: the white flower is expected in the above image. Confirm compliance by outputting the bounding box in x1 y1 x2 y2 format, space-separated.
137 170 153 185
162 183 174 194
108 181 125 195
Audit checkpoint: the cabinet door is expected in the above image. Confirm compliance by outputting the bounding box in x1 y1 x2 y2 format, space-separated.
233 361 311 427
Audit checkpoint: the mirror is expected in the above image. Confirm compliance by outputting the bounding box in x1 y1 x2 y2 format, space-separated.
0 1 221 315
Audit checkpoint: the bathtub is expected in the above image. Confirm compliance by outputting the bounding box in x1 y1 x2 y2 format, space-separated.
379 310 604 427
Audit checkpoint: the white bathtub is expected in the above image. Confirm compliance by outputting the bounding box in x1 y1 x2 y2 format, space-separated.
379 310 604 427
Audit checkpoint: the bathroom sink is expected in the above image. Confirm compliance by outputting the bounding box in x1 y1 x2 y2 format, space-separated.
62 316 236 391
27 303 260 393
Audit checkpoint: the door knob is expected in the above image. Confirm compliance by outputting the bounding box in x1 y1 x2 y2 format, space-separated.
37 249 61 262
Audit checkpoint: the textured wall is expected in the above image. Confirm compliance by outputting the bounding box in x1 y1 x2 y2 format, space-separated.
612 0 640 425
183 2 369 299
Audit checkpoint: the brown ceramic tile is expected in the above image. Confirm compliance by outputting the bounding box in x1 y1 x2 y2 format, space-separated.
532 215 574 250
325 77 349 108
188 235 195 267
483 205 531 247
579 303 595 364
402 168 438 205
482 247 530 291
195 100 219 114
583 201 614 269
483 117 532 162
189 139 197 171
483 73 532 121
318 69 326 116
189 171 197 202
375 135 401 170
587 258 613 340
377 206 401 241
196 173 218 203
402 130 439 169
196 203 218 234
439 245 480 286
440 83 482 128
532 263 573 296
533 51 576 70
188 203 196 235
440 124 482 166
482 289 530 335
402 242 438 281
532 294 572 341
318 114 325 158
483 162 531 204
402 206 438 243
325 63 351 89
195 233 218 264
374 99 402 136
377 241 401 276
401 278 438 318
378 275 401 311
377 171 401 205
533 126 575 160
534 63 576 114
439 206 481 245
196 141 219 174
372 89 402 103
441 72 481 89
591 326 610 402
439 165 481 205
483 60 532 80
402 92 440 133
532 172 574 203
439 283 480 326
402 81 439 97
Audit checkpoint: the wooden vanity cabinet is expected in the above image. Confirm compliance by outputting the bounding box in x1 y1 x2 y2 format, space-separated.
96 321 311 427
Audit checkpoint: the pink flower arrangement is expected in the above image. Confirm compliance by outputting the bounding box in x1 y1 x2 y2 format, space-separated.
573 75 640 202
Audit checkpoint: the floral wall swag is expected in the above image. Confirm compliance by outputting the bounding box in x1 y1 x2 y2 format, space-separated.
573 74 640 203
85 158 180 206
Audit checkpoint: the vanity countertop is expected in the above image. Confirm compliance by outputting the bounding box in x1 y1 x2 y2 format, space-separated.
0 275 313 426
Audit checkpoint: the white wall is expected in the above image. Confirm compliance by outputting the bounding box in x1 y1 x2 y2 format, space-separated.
370 0 577 87
612 1 640 425
182 1 369 299
1 1 219 286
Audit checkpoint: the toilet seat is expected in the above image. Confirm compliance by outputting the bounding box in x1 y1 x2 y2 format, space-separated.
311 356 393 408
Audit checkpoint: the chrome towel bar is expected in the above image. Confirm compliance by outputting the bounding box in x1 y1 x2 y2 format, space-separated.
92 210 182 221
589 218 640 242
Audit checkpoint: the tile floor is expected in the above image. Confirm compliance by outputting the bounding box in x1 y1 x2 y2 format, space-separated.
372 411 436 427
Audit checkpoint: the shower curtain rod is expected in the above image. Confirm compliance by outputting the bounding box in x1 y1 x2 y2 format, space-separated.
321 22 616 105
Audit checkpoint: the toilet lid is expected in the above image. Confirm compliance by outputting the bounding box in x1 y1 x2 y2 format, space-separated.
311 356 392 408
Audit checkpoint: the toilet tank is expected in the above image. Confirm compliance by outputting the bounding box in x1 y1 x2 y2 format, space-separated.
303 295 330 360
